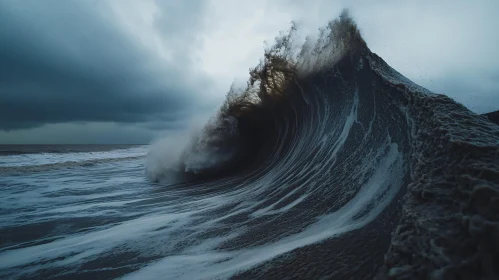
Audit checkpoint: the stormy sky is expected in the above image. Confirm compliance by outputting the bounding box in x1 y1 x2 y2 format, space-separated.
1 0 498 144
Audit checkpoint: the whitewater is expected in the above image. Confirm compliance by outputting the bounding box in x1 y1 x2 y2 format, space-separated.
1 13 498 280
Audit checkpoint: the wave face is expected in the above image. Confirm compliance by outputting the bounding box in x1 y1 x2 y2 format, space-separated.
143 12 499 279
1 12 498 280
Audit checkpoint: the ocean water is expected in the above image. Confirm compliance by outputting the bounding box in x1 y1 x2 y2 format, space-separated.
0 145 155 278
0 136 404 280
1 13 498 280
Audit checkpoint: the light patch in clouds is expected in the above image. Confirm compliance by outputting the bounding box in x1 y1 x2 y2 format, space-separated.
200 0 291 83
348 0 499 112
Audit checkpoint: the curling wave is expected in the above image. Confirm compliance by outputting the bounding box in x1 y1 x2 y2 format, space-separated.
144 11 499 279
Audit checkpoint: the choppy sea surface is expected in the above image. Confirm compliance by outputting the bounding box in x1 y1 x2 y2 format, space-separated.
0 145 159 279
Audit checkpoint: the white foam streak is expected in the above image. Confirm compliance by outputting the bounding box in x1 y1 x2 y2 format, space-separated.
122 141 404 280
0 212 194 270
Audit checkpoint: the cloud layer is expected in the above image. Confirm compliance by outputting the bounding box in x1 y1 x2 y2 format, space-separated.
0 0 212 131
1 0 498 143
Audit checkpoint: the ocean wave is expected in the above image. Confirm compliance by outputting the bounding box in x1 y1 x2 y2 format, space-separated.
143 10 499 279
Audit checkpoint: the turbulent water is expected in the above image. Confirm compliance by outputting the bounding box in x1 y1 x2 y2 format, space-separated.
1 13 499 280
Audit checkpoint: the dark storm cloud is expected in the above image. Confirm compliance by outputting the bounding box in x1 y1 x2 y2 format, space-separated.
2 0 498 142
0 0 209 130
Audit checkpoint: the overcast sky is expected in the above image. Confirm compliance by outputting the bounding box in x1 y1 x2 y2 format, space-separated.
1 0 498 144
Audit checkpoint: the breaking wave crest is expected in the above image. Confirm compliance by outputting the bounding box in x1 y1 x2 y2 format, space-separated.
140 10 499 279
146 12 366 181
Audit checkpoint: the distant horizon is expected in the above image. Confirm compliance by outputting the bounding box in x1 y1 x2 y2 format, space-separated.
1 110 497 145
0 143 149 146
